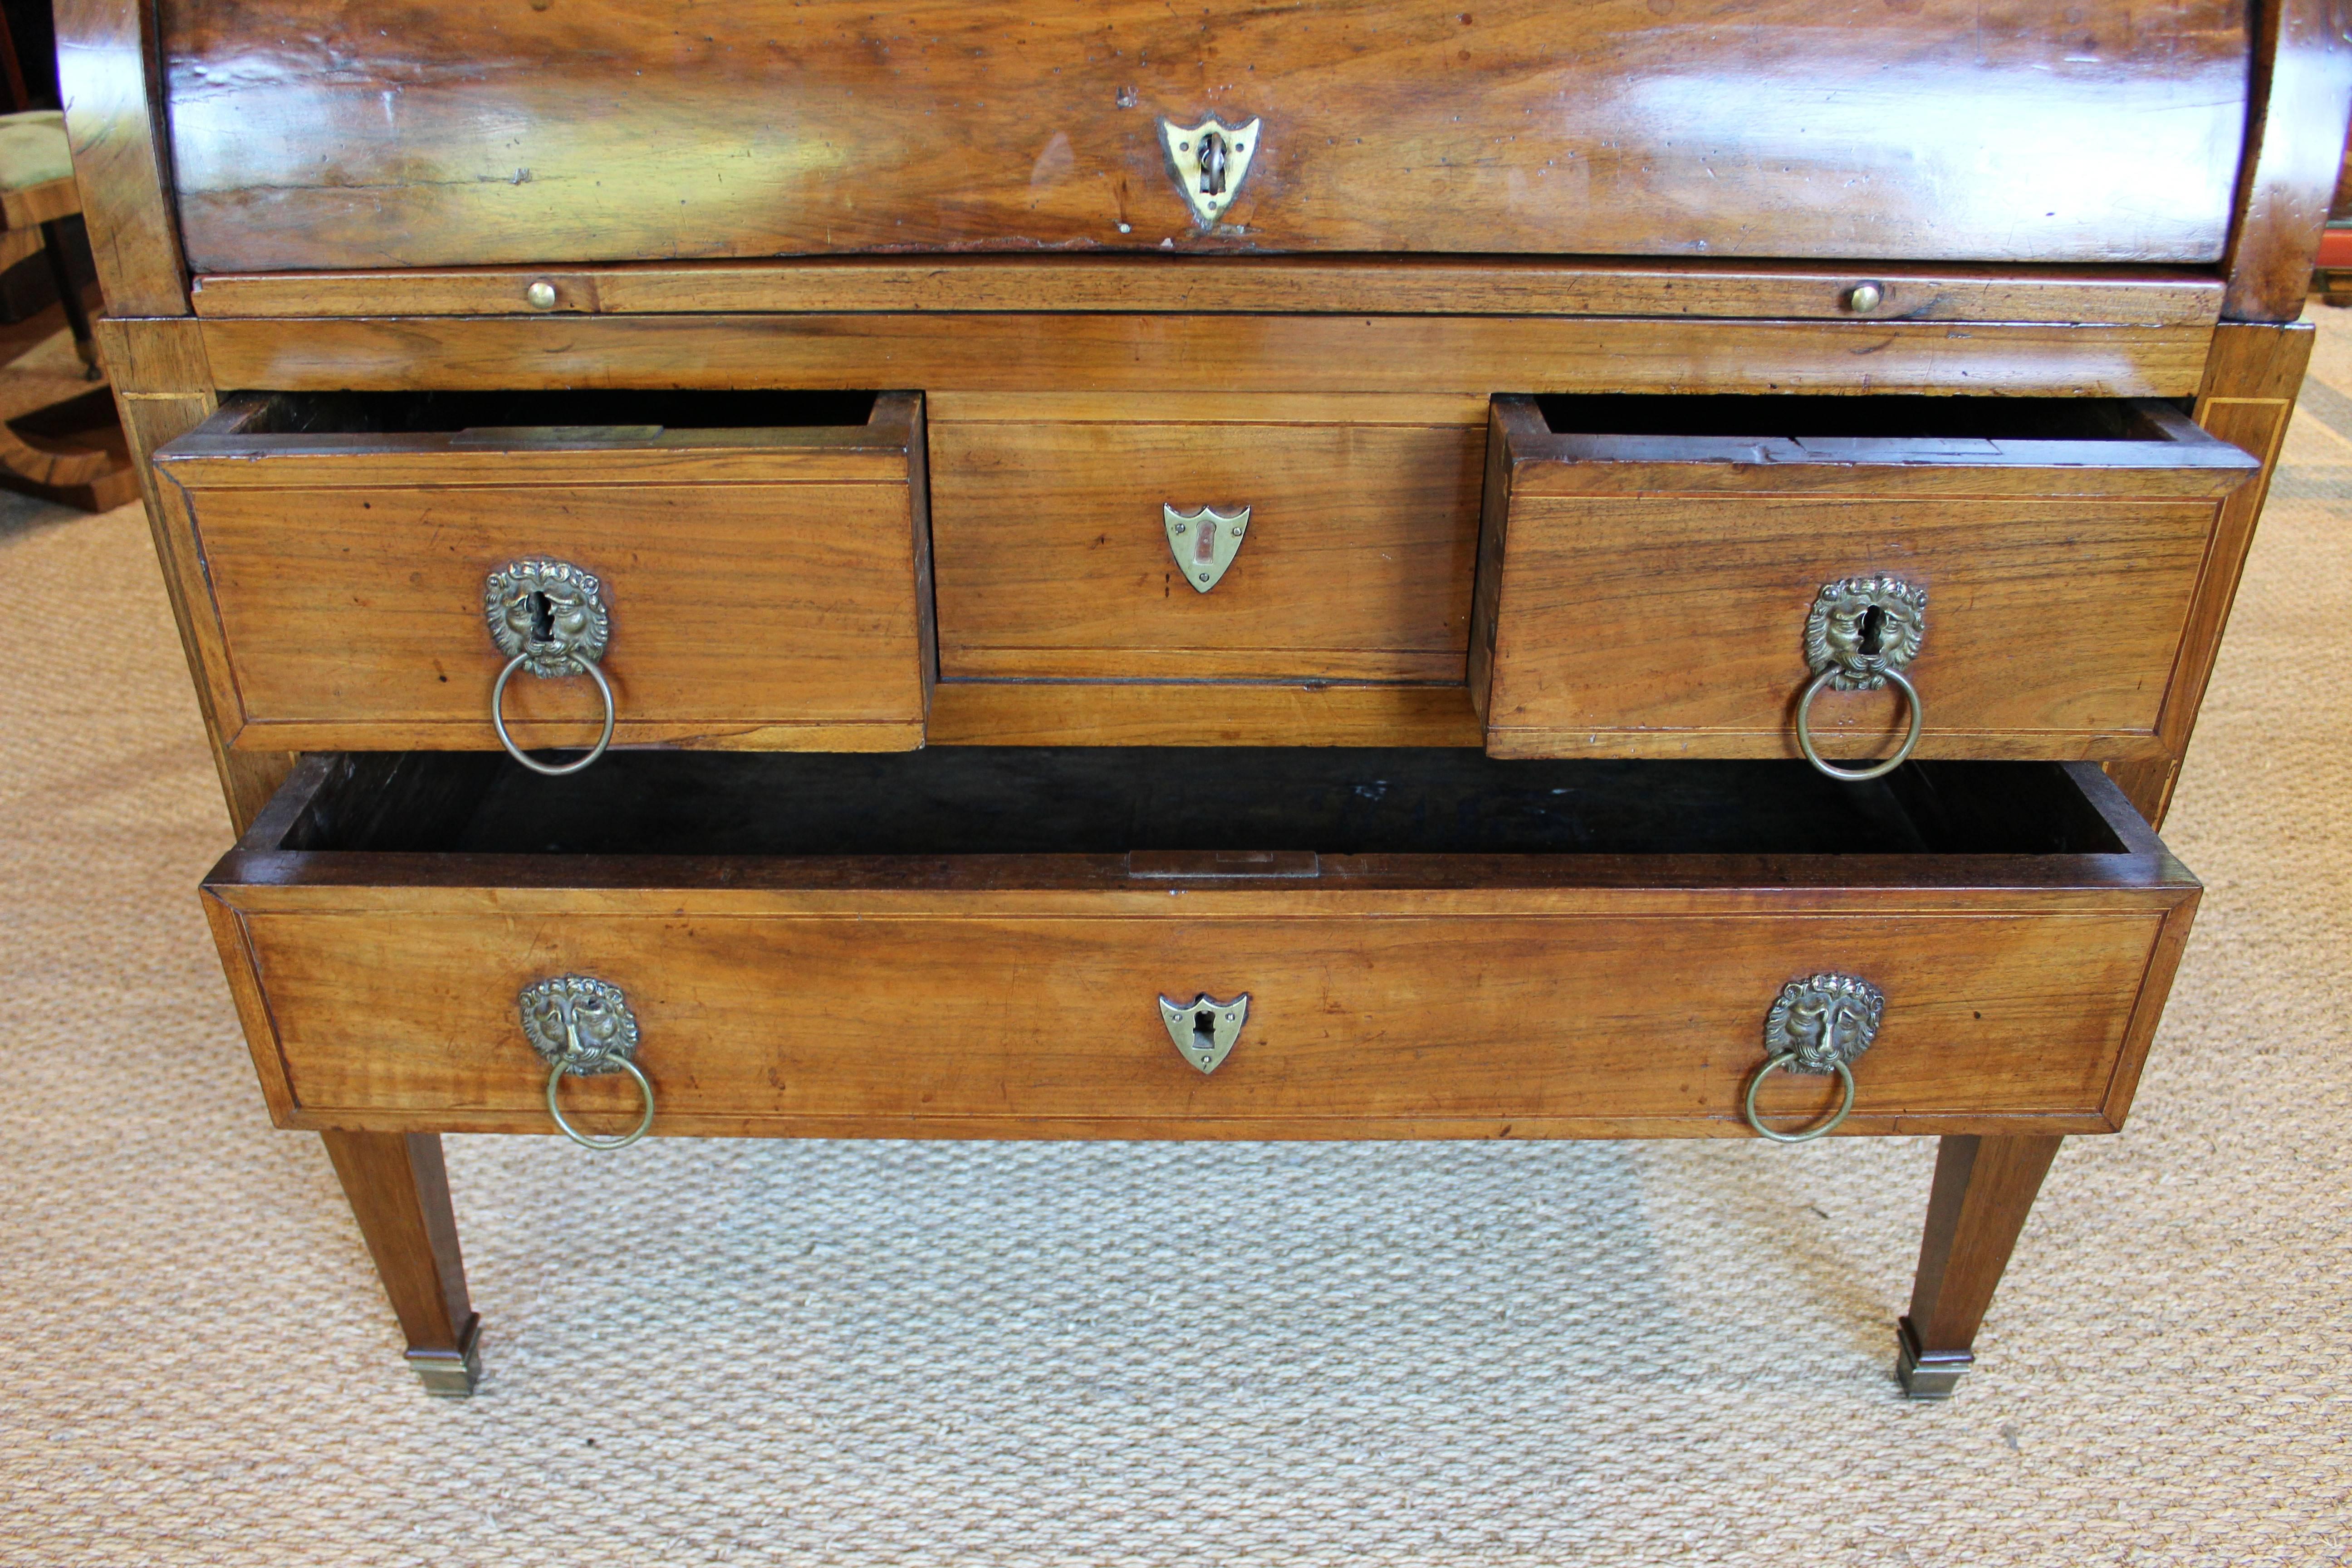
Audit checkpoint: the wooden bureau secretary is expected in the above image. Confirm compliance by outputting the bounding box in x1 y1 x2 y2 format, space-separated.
59 0 2351 1399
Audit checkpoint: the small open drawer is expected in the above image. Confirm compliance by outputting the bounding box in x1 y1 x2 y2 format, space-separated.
203 750 2196 1142
1470 395 2260 765
152 389 933 755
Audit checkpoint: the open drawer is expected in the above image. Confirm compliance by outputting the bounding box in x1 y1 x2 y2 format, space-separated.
203 750 2197 1142
152 390 933 756
1470 395 2260 766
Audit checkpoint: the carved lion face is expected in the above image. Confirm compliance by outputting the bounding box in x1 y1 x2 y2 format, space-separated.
484 559 609 677
1803 575 1926 691
1764 974 1886 1074
517 976 639 1072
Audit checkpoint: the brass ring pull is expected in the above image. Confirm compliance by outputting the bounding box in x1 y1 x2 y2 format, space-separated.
490 652 616 777
518 975 650 1152
1795 664 1922 783
1745 973 1882 1143
1743 1053 1857 1143
545 1054 655 1151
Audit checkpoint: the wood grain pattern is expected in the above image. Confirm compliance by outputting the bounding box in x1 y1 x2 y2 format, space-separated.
926 681 1484 747
54 0 189 315
0 178 84 230
1902 1133 2066 1368
94 323 302 834
184 260 2230 327
191 315 2219 400
931 398 1483 682
2221 0 2352 321
318 1130 477 1375
157 0 2249 272
226 908 2171 1138
202 756 2196 1140
2146 322 2320 823
1475 397 2259 760
152 393 934 751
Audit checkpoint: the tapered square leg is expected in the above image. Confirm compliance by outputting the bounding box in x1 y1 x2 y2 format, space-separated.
322 1131 481 1396
1897 1133 2063 1400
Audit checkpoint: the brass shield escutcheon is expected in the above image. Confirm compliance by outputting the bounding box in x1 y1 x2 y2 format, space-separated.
1164 504 1250 592
1159 993 1250 1074
1159 117 1261 227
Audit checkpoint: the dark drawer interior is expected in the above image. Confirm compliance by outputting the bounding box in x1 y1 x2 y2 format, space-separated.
272 751 2132 860
1529 394 2178 442
213 387 880 437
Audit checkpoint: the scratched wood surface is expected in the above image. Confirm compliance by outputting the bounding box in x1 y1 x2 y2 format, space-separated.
931 395 1484 683
1474 396 2261 762
158 0 2250 271
205 754 2195 1139
151 393 934 751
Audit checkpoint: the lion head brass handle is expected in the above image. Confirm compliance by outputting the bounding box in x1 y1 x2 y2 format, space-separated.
1744 973 1884 1143
1795 575 1926 783
519 975 653 1150
485 559 616 777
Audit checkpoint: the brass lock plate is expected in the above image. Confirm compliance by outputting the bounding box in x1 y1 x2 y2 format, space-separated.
1160 993 1250 1074
1164 504 1250 592
1159 117 1261 228
1804 575 1926 692
485 557 610 677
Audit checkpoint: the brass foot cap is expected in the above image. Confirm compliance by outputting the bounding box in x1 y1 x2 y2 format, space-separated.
1894 1315 1973 1400
405 1315 482 1397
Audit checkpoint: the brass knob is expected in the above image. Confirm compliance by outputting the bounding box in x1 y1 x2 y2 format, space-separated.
525 279 559 311
1844 281 1885 314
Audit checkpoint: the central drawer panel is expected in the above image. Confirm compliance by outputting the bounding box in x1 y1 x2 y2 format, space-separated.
204 750 2196 1141
930 395 1485 683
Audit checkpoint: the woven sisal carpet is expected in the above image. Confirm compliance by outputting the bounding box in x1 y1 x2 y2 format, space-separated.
2 322 2348 1567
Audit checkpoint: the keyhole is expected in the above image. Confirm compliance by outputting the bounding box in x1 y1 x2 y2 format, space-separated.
1199 132 1227 196
527 591 555 643
1857 604 1886 658
1193 1007 1219 1047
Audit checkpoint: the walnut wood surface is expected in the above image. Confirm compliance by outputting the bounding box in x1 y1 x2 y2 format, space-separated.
157 0 2248 273
1903 1133 2066 1364
1475 396 2259 761
95 321 298 831
2148 322 2321 815
202 753 2195 1140
189 315 2218 400
318 1131 476 1367
926 682 1485 748
151 393 934 752
54 0 188 315
931 396 1482 682
183 260 2230 327
2221 0 2352 321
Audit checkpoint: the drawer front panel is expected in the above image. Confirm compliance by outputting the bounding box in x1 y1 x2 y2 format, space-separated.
239 908 2165 1136
1484 493 2212 756
162 0 2247 271
155 394 932 750
931 400 1483 683
1474 397 2261 760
